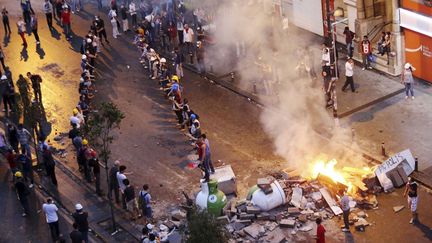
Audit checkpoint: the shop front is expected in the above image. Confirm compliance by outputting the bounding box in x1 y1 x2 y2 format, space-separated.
400 0 432 82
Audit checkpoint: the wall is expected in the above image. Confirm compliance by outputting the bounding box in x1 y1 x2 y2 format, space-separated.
404 29 432 82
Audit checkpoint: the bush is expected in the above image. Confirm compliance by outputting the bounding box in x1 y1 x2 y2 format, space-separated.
186 207 229 243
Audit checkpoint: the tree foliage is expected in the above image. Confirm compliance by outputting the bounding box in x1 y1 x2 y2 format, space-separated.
186 207 229 243
83 102 125 164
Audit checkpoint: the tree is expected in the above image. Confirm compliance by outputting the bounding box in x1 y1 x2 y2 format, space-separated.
84 102 125 232
186 206 229 243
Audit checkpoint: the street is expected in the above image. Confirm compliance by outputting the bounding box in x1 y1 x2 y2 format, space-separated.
1 0 432 242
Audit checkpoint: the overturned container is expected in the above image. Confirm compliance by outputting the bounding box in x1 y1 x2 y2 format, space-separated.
248 180 286 211
196 179 227 216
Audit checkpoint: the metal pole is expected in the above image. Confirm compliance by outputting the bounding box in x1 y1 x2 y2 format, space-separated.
326 0 331 43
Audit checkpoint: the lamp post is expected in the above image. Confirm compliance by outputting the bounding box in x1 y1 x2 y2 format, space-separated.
329 17 348 126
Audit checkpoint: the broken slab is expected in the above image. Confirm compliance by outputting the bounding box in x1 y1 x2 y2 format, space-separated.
393 205 405 213
298 214 307 223
310 191 323 202
256 212 270 220
231 221 247 231
279 219 296 228
319 188 343 216
290 187 303 208
246 205 261 214
262 227 286 243
287 207 301 215
217 215 230 224
243 224 265 239
239 213 256 220
257 177 273 186
357 211 368 218
171 209 187 221
298 224 313 232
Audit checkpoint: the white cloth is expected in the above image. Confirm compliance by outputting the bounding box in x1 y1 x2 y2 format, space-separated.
345 61 353 77
408 196 418 212
42 203 59 223
183 28 194 43
129 3 136 15
122 19 129 31
116 172 127 192
340 195 350 211
322 49 330 66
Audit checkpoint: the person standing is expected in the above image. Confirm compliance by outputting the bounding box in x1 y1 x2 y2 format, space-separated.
340 190 350 232
14 171 31 217
17 17 28 48
123 179 140 220
18 153 34 188
315 218 326 243
3 76 16 114
72 203 89 243
404 177 418 224
200 134 215 174
72 0 82 13
88 149 102 195
70 223 84 243
360 35 372 70
27 72 43 103
7 124 19 152
109 10 120 38
342 58 355 93
109 160 120 204
321 43 331 74
95 16 109 45
0 45 6 75
30 13 40 45
17 123 32 159
116 165 128 209
61 7 72 40
129 2 137 28
120 5 128 32
42 198 60 242
43 0 54 30
343 27 355 58
183 24 194 61
1 7 11 35
138 184 152 224
43 144 58 186
401 62 416 100
21 0 32 24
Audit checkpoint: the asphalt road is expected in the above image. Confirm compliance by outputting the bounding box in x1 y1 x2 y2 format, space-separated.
1 0 432 242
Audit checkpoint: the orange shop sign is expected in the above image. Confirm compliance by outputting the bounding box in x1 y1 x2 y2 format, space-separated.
405 29 432 82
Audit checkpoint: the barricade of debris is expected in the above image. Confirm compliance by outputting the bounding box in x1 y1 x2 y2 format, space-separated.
218 170 382 242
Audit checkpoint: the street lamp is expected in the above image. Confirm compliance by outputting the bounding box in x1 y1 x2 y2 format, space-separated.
329 17 348 127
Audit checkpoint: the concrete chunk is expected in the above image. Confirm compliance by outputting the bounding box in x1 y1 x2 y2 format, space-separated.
262 227 286 243
239 213 255 220
279 219 296 228
257 177 272 185
243 224 265 239
287 207 301 215
231 221 247 231
290 187 303 208
171 209 187 221
217 215 230 224
246 205 261 214
257 212 270 220
393 205 405 213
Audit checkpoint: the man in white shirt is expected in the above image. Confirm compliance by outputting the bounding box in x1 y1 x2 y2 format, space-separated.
116 165 127 209
42 198 61 241
183 24 194 59
342 58 355 92
321 43 331 74
340 190 351 232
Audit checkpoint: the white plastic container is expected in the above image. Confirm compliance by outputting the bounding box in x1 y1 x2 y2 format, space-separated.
196 181 209 210
251 180 286 211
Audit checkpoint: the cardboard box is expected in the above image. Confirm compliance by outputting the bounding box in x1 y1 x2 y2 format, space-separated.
210 165 237 195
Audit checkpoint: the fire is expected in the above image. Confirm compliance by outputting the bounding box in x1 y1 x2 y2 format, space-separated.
310 159 366 195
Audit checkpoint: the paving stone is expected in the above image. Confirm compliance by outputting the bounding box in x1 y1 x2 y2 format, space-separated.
239 213 256 220
287 207 301 215
257 212 270 220
231 221 246 231
243 224 265 239
279 219 296 228
171 209 187 221
217 215 230 224
246 205 261 214
262 227 286 243
393 205 405 213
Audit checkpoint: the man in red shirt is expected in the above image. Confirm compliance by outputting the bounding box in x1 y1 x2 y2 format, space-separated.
61 7 72 40
316 218 326 243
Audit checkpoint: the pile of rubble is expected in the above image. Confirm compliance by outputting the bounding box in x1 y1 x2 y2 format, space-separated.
217 173 379 242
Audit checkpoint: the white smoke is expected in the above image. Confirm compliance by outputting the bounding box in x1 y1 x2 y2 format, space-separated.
192 0 365 170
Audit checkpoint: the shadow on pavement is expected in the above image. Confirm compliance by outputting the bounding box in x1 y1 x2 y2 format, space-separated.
36 45 45 59
20 46 29 62
50 27 61 40
415 221 432 240
3 34 10 47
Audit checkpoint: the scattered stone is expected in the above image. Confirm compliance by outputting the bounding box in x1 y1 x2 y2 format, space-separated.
167 231 182 243
239 213 255 220
163 221 176 230
217 215 230 224
246 205 261 214
257 177 273 186
60 153 68 158
310 192 323 202
226 224 235 233
237 204 247 213
235 219 252 226
53 135 63 141
298 224 313 232
231 221 247 231
257 212 270 220
236 199 247 207
243 224 265 239
171 209 187 221
357 211 368 218
393 205 405 213
264 221 278 231
279 219 296 228
298 214 307 223
300 209 314 215
290 187 303 208
262 227 286 243
287 207 301 215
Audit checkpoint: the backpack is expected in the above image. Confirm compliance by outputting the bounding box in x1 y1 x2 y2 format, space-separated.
138 191 148 209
